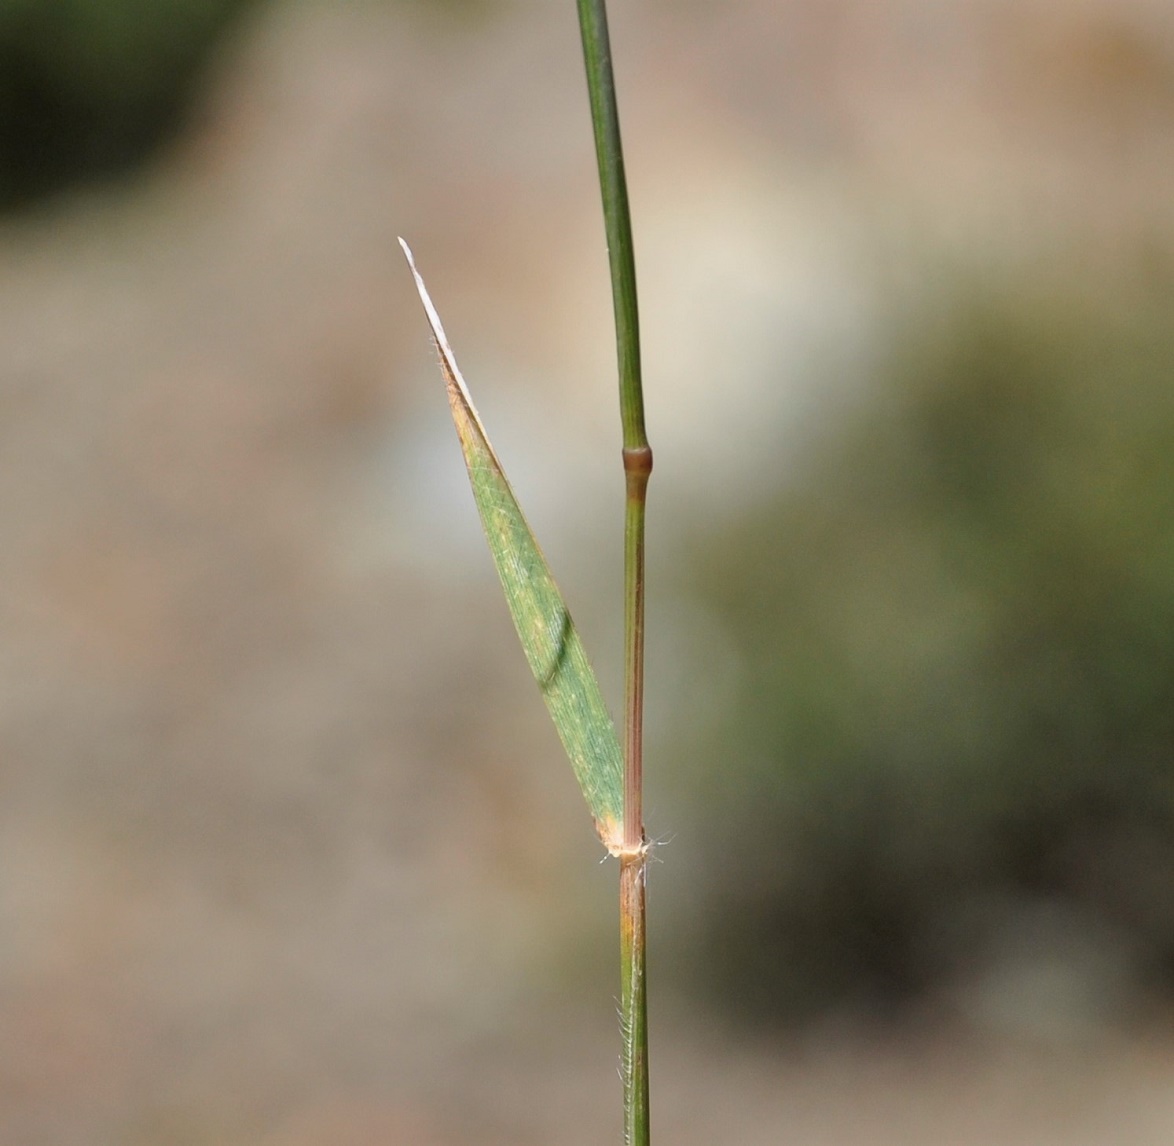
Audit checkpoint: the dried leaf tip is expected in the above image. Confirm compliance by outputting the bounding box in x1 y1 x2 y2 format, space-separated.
397 237 478 417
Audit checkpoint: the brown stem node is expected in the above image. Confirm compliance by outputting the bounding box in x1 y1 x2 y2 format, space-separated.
622 445 654 480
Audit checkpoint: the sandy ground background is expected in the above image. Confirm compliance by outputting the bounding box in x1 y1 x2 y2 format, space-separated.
2 1 1174 1141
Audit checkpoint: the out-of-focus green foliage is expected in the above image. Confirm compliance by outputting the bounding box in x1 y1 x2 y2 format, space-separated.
0 0 507 210
0 0 255 208
667 267 1174 1023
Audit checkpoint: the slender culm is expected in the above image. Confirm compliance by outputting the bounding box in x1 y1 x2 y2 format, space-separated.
576 2 653 1142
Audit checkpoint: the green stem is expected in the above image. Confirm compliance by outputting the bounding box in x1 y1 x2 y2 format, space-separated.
620 852 649 1146
575 3 652 1144
575 0 648 452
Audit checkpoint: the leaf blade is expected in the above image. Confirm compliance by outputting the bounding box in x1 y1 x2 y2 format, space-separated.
400 239 624 851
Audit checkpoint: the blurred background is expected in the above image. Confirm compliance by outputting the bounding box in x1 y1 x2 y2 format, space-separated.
2 0 1174 1142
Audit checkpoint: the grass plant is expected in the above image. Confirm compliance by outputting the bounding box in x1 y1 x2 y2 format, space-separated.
401 2 652 1142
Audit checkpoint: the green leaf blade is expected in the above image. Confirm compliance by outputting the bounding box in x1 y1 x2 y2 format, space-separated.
400 239 624 852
